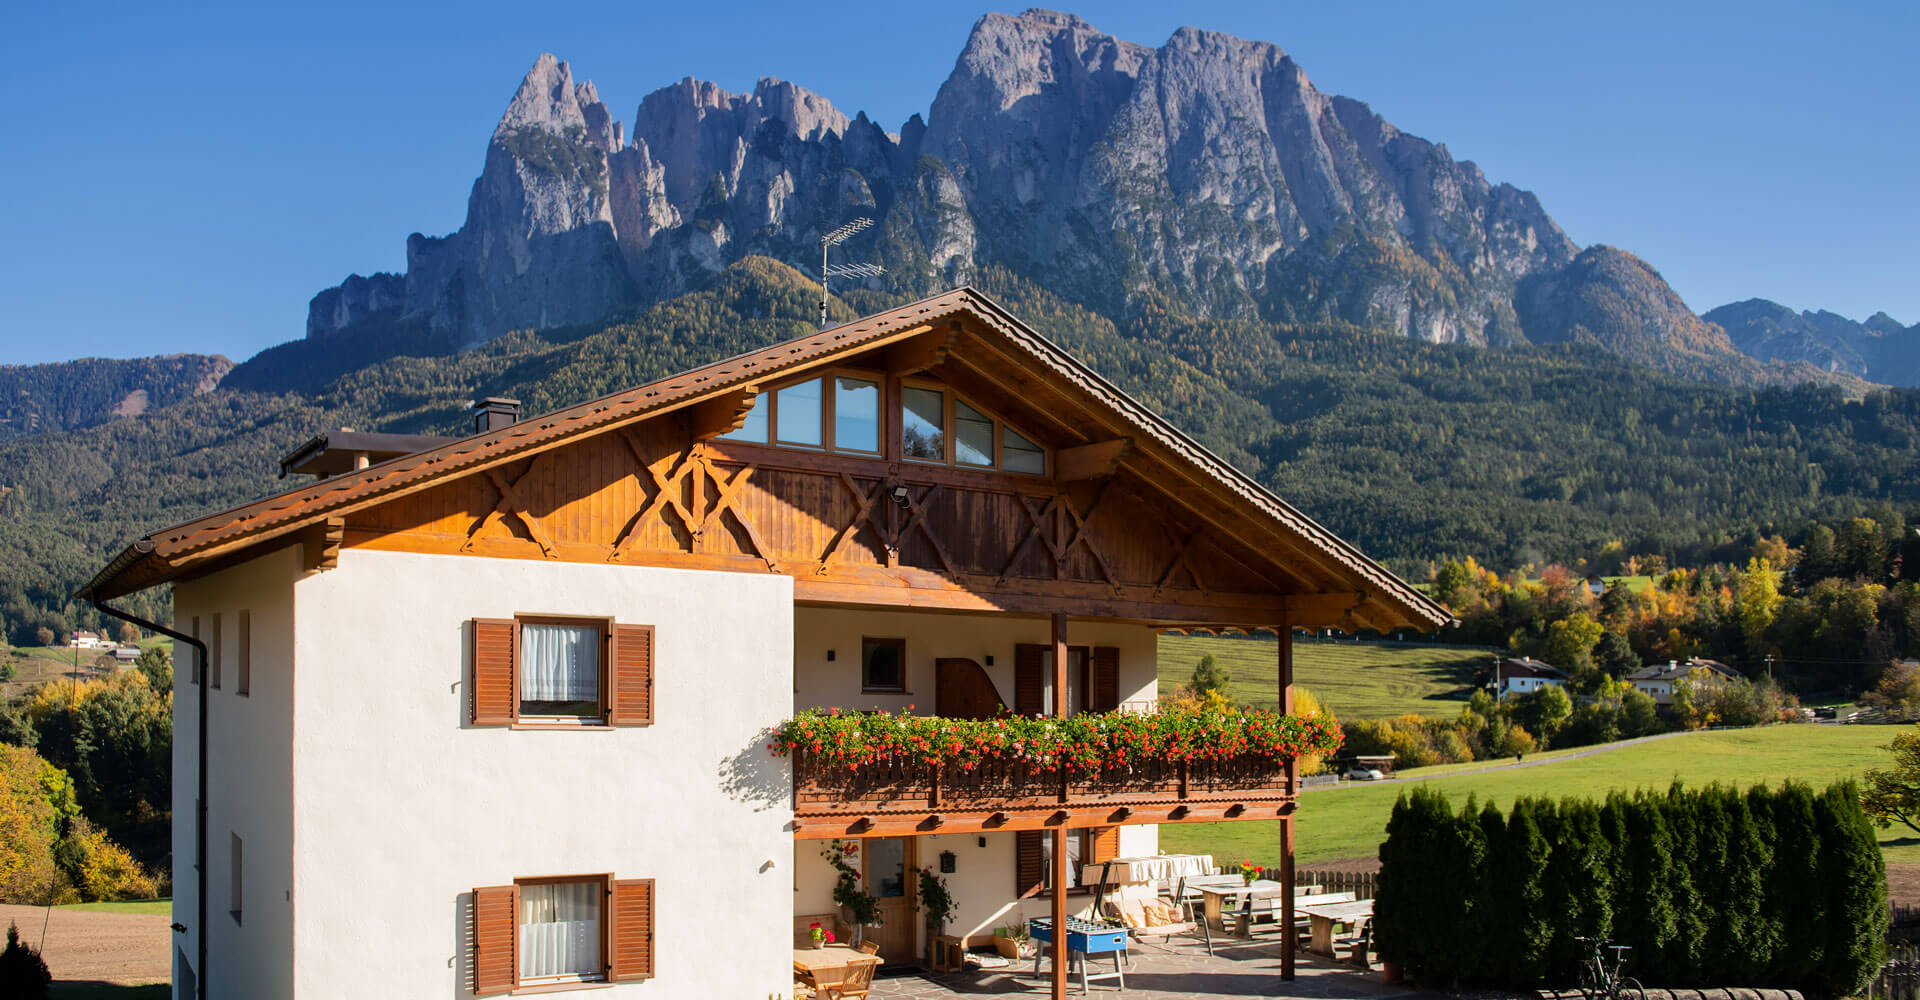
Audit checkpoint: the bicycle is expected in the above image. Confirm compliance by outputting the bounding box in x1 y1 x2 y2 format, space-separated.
1573 936 1644 1000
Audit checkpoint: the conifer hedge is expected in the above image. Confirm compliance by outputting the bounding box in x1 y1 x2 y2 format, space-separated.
1374 782 1885 995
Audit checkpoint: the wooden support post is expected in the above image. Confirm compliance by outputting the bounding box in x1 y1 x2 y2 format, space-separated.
1279 623 1297 981
1051 612 1069 1000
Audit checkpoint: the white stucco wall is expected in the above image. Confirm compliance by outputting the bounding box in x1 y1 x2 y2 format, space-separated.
171 543 301 1000
790 608 1161 950
290 549 794 999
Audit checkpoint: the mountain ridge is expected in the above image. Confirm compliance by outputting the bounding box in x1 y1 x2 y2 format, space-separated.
302 10 1820 388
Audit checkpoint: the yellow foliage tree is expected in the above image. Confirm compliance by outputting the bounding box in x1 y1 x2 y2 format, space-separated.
59 817 158 902
0 745 71 904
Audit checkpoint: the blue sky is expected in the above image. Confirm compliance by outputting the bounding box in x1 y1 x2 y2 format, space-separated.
1 1 1914 365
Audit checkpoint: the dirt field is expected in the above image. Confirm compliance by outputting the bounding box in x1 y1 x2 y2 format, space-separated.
0 904 170 985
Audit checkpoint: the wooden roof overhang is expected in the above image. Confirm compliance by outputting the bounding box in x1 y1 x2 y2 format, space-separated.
79 288 1450 633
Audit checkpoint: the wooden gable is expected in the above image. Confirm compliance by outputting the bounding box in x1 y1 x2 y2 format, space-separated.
343 323 1351 626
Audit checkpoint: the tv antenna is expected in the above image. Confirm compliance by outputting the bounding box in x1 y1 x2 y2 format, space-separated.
819 217 884 327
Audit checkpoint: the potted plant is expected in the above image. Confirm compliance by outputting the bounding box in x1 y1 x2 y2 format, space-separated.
914 867 957 959
806 922 834 950
992 923 1030 960
1238 860 1266 885
822 841 881 945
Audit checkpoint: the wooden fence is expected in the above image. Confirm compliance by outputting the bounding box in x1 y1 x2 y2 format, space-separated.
1296 869 1377 901
1870 941 1920 1000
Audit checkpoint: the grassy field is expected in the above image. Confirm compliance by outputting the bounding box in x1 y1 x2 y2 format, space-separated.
59 898 171 915
1157 634 1492 719
1160 725 1907 866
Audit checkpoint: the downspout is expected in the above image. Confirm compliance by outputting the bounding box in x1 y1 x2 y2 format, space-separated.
85 563 208 1000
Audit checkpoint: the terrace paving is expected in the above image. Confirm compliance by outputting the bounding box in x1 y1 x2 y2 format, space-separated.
865 940 1438 999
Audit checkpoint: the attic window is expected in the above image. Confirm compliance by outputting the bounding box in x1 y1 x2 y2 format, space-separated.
719 372 878 453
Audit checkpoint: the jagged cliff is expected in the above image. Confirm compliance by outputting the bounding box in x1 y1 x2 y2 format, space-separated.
305 9 1774 383
1704 298 1920 386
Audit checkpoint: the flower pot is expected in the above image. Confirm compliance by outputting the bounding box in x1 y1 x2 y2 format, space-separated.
811 939 825 950
1381 961 1401 984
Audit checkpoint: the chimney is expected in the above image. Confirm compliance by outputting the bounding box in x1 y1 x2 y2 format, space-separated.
472 397 521 433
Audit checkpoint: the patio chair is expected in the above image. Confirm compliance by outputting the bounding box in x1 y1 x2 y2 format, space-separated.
856 940 879 955
820 958 876 1000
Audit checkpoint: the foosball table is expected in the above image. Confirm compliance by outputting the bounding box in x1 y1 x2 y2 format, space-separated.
1028 916 1126 993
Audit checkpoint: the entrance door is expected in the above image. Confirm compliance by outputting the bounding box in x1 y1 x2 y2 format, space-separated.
864 837 917 966
936 658 1006 720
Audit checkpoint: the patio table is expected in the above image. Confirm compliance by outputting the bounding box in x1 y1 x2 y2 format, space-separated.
1296 898 1373 955
793 944 882 990
1189 879 1291 930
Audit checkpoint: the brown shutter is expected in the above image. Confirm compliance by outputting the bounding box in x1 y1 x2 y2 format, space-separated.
609 878 655 981
1090 826 1120 865
1015 830 1045 897
471 619 516 725
1014 644 1045 716
1091 646 1120 712
472 884 518 995
608 624 654 726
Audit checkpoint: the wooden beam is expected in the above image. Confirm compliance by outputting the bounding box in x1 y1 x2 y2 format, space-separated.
884 325 954 375
688 387 759 440
1054 439 1131 481
1051 611 1069 1000
303 516 345 573
791 801 1296 839
1282 592 1367 627
1279 624 1296 981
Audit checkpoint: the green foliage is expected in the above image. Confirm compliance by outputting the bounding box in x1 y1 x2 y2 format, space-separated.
1506 685 1573 742
23 672 170 863
132 647 170 699
1188 654 1230 698
0 921 50 1000
1862 726 1920 833
1375 781 1883 992
1865 660 1920 721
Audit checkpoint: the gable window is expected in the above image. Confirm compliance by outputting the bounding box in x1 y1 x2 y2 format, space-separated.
955 400 994 467
776 379 824 447
1003 426 1046 475
902 386 946 460
469 617 654 728
834 377 880 452
862 637 906 693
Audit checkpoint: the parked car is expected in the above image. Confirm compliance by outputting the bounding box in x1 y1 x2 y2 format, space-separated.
1346 766 1386 781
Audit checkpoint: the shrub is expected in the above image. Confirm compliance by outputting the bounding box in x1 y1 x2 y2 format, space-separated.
0 922 50 999
1374 781 1883 993
55 817 158 902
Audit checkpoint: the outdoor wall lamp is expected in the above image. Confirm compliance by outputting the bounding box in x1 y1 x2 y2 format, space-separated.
890 485 910 507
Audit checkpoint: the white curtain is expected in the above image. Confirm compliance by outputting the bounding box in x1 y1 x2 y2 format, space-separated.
520 624 599 702
520 881 601 980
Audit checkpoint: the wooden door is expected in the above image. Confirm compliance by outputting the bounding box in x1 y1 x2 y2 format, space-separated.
865 837 917 966
936 658 1007 720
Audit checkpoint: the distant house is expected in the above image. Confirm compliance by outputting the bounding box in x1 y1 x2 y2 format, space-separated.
69 630 105 650
112 646 141 665
1628 658 1740 705
1492 657 1568 697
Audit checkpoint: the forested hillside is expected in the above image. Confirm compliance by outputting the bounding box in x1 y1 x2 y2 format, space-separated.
0 354 231 443
5 257 1920 641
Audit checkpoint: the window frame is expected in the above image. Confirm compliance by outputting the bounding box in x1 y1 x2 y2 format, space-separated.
900 376 1049 477
512 614 614 729
860 636 908 694
721 366 887 456
1040 829 1089 893
513 873 613 989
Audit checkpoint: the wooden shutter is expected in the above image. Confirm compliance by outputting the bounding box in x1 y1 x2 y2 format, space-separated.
1089 826 1120 865
1091 646 1119 712
472 884 518 995
1015 830 1045 897
471 619 515 725
608 624 654 726
1014 644 1046 716
609 878 655 981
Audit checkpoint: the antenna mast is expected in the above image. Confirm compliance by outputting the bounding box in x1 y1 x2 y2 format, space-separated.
819 217 884 328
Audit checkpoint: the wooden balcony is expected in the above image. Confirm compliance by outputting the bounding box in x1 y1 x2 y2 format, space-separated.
791 753 1297 839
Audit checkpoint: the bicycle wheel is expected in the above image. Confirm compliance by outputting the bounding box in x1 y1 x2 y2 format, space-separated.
1615 975 1646 1000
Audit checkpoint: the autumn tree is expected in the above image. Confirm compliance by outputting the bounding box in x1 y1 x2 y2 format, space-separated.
1863 727 1920 833
1189 654 1231 698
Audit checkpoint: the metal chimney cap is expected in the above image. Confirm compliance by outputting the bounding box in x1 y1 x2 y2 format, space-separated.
471 397 522 411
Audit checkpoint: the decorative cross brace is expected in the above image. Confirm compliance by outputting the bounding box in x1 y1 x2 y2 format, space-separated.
607 432 699 560
464 460 559 557
695 452 780 572
1153 529 1212 598
997 484 1118 591
817 472 890 573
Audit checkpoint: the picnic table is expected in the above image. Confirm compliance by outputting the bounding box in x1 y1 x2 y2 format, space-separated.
792 944 882 991
1030 916 1126 994
1297 898 1373 955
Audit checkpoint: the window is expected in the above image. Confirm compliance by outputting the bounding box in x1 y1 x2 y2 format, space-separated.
1042 829 1086 889
834 377 880 452
1016 827 1119 896
210 613 223 690
955 400 994 467
473 877 655 995
1003 426 1045 475
469 617 654 727
728 395 769 443
862 637 906 693
1040 647 1090 715
775 379 824 447
230 833 243 924
236 610 250 697
519 879 604 986
902 386 946 461
519 621 604 720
